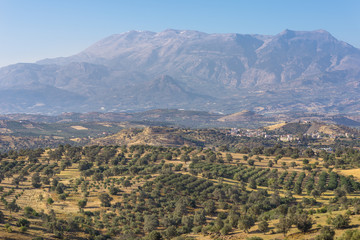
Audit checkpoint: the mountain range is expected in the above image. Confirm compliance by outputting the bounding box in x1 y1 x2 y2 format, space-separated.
1 29 359 115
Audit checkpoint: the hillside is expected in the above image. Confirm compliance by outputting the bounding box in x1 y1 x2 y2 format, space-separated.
265 121 360 137
0 29 359 114
2 144 360 239
217 110 266 122
0 120 129 151
92 127 203 147
1 116 360 151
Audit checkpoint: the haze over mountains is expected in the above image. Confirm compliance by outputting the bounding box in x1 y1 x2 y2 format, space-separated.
1 29 359 115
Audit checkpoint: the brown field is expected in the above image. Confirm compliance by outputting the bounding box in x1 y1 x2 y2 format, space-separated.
264 122 287 131
338 168 360 181
71 125 88 130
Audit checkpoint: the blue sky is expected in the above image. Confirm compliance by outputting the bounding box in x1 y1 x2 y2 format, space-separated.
0 0 359 67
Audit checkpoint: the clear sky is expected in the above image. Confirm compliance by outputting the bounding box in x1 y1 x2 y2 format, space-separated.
0 0 359 67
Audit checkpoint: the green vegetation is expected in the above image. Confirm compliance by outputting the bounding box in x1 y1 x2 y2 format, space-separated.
0 125 360 239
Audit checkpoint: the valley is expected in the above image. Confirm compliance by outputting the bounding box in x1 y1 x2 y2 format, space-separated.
0 116 360 239
2 2 360 240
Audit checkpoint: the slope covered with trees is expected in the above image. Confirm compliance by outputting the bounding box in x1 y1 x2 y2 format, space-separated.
1 143 360 239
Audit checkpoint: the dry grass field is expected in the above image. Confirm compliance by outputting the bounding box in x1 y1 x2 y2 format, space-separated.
71 126 89 131
338 169 360 181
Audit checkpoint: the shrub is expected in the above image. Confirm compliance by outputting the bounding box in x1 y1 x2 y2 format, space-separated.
315 226 335 240
5 223 12 232
247 160 255 166
109 186 120 195
220 224 232 235
295 214 313 233
276 217 292 236
338 229 360 240
47 197 54 205
19 226 28 233
330 214 351 229
0 210 4 223
246 237 263 240
238 215 255 233
165 225 178 238
99 193 113 207
78 199 87 209
258 220 269 234
16 218 30 227
24 206 37 218
59 193 67 200
147 230 162 240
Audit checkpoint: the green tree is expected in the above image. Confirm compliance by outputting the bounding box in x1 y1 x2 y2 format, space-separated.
47 197 54 205
338 229 360 240
249 178 257 189
144 215 159 233
78 199 87 210
181 215 194 233
226 153 233 163
24 206 37 218
31 173 42 188
268 160 274 167
92 172 103 182
204 200 216 215
315 226 335 240
7 200 20 213
147 231 162 240
276 217 292 236
174 197 188 217
164 225 177 239
258 220 269 234
180 154 190 164
4 223 12 233
330 214 351 229
247 159 255 166
220 224 232 235
311 189 321 198
238 215 255 233
194 209 206 226
109 186 120 195
0 210 4 223
295 214 313 233
98 193 112 207
16 218 30 227
294 184 302 195
123 179 132 188
227 211 240 227
304 148 315 158
213 217 224 232
55 183 65 194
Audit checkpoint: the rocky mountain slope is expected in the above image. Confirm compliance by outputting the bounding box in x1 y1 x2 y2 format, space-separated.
0 29 359 114
91 127 203 147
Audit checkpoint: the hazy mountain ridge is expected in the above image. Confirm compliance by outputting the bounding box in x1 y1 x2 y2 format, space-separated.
1 29 360 114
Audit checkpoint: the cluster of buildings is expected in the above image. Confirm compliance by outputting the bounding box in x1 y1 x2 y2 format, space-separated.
227 127 354 142
228 128 268 138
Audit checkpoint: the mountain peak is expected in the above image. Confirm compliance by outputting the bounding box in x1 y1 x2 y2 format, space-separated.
156 29 207 39
278 29 296 38
276 28 336 42
1 29 360 114
313 29 330 34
